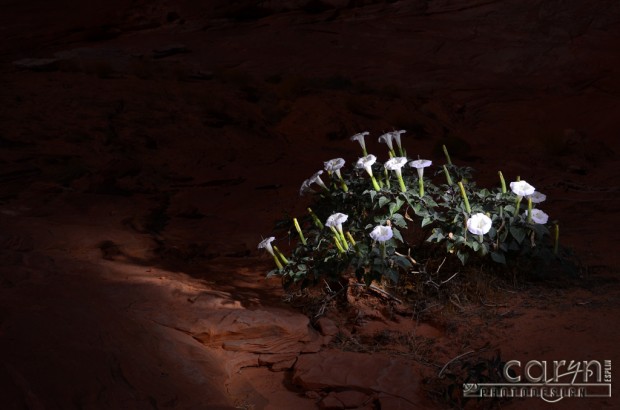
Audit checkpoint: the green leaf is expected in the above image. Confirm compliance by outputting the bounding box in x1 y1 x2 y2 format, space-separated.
421 216 433 227
392 227 404 243
378 196 390 208
394 255 412 269
391 213 407 228
366 190 376 202
510 226 526 244
457 249 469 265
388 197 405 216
491 252 506 264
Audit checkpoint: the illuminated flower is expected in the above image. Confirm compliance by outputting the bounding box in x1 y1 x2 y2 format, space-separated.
528 191 546 204
258 236 283 270
409 159 433 197
378 132 395 153
324 158 345 174
350 132 369 155
325 212 348 235
257 236 276 256
384 157 408 173
408 159 433 178
466 213 492 235
390 130 406 153
385 157 408 192
300 170 329 195
524 209 549 224
356 154 377 177
510 180 535 197
370 225 393 242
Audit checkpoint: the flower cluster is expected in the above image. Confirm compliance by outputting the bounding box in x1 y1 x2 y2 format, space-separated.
259 130 562 287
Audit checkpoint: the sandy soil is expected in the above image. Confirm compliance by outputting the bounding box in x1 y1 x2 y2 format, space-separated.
1 1 619 409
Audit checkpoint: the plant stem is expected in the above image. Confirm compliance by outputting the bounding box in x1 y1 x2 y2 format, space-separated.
418 177 424 197
458 181 471 214
442 144 452 165
397 173 407 193
527 197 533 223
370 175 381 191
293 218 307 245
498 171 507 193
272 254 283 270
443 165 453 185
308 208 324 229
273 246 289 264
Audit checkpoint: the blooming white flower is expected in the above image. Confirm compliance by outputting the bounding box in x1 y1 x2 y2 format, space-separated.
528 191 546 204
466 213 492 235
350 132 369 154
325 212 348 234
370 225 393 242
324 158 346 180
378 132 395 152
408 159 433 178
356 154 377 176
384 157 408 173
390 130 406 151
524 209 549 224
510 180 535 197
370 225 394 242
257 237 276 256
299 179 312 196
385 156 409 192
300 170 329 195
324 158 345 173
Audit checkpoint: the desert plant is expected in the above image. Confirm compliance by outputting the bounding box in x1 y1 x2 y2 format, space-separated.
259 130 567 288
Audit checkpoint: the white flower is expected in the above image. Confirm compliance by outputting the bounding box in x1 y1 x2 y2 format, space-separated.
257 237 276 256
356 154 377 176
384 157 408 172
466 213 492 235
325 212 348 234
324 158 346 179
510 180 535 197
378 132 395 151
408 159 432 178
370 225 393 242
350 132 369 151
390 130 406 150
528 191 547 204
524 209 549 224
300 170 329 195
299 179 312 195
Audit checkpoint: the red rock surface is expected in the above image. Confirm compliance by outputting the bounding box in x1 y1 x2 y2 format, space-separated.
1 0 620 409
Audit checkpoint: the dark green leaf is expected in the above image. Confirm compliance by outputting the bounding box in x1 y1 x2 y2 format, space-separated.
491 252 506 264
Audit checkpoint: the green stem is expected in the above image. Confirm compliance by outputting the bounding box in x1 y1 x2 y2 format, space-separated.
272 254 283 270
442 144 452 165
498 171 507 194
370 175 381 191
458 181 471 214
418 177 425 197
339 176 349 192
527 198 533 224
384 168 391 189
443 165 453 185
293 218 307 245
397 173 407 193
308 208 324 229
273 246 289 265
333 234 345 254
